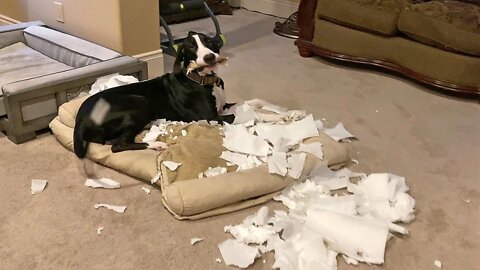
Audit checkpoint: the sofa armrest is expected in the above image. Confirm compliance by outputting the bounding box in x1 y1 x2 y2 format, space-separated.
23 25 122 68
0 21 45 48
2 56 147 97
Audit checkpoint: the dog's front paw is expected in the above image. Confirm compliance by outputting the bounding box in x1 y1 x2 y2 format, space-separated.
147 141 168 151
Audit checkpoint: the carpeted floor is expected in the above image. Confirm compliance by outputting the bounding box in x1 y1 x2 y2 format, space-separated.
1 10 479 270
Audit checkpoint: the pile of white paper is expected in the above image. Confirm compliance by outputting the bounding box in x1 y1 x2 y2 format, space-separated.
217 101 355 178
219 170 416 269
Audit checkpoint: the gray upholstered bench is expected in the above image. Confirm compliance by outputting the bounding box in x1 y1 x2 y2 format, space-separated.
0 21 148 143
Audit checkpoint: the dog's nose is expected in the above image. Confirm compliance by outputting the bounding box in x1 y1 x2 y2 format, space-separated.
204 53 216 65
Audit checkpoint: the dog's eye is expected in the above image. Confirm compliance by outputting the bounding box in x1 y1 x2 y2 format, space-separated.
189 44 196 49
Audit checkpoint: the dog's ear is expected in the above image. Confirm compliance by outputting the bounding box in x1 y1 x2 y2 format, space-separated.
173 44 184 73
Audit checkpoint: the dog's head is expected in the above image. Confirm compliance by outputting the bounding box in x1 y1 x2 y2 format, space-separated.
174 32 225 75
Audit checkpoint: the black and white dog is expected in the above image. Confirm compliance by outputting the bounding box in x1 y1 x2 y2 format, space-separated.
73 32 235 159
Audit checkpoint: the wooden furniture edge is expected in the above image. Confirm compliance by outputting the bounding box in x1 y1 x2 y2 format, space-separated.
297 0 318 42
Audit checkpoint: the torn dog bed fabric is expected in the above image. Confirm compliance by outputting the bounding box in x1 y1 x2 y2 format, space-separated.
49 92 349 220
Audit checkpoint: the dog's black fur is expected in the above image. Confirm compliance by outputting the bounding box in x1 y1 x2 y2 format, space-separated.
73 32 235 159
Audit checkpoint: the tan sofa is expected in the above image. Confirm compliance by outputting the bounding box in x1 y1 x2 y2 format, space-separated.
295 0 480 95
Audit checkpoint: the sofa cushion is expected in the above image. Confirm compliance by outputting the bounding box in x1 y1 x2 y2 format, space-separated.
317 0 412 36
23 26 122 68
0 42 73 96
398 0 480 56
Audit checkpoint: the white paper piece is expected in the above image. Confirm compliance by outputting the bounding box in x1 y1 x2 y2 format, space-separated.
190 238 204 245
309 164 365 190
306 210 389 264
224 224 276 245
94 204 127 213
163 161 182 171
89 73 119 95
215 258 222 263
272 227 338 270
31 179 47 195
89 74 138 95
434 260 442 268
202 167 227 178
84 178 120 189
268 211 293 233
342 255 359 265
218 239 259 268
287 153 307 179
220 151 249 167
310 195 357 216
181 130 187 136
225 207 276 245
90 98 111 126
97 226 104 236
351 173 415 223
352 159 359 164
238 100 305 123
143 124 168 143
243 206 269 226
233 103 257 124
151 171 162 184
142 187 151 194
315 119 324 131
223 124 270 156
388 222 409 235
297 142 324 160
255 114 318 148
147 141 168 150
324 122 355 142
268 151 288 176
246 99 288 114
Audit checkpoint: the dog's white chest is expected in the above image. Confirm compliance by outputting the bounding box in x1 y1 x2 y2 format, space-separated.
212 85 226 113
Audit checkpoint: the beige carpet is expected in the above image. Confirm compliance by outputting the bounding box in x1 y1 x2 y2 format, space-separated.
1 10 479 270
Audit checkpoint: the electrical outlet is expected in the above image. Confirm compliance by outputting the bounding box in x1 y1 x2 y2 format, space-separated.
54 2 64 23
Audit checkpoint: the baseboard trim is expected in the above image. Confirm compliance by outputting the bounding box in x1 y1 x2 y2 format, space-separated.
0 14 21 25
134 49 164 79
229 0 298 18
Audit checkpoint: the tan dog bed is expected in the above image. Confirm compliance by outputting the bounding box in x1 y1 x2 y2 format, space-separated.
49 96 349 220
